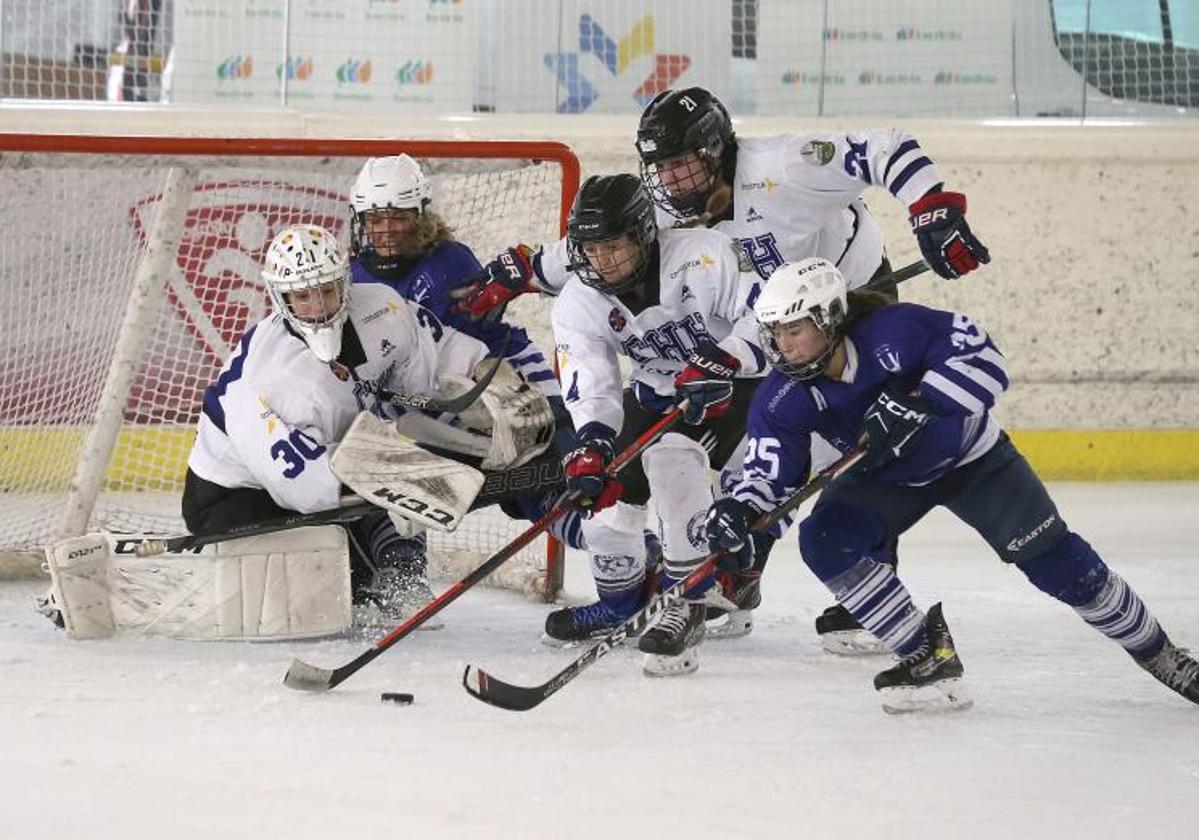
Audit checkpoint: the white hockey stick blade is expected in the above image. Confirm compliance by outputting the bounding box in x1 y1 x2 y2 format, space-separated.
282 658 336 692
331 412 484 533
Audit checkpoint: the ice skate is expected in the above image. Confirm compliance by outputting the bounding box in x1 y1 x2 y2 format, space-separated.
873 603 972 714
704 569 761 640
639 598 705 677
1136 640 1199 704
817 603 890 656
543 592 642 646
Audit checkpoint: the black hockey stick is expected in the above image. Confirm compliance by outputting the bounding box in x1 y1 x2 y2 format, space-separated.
377 334 510 415
462 444 867 711
282 405 686 694
133 499 378 556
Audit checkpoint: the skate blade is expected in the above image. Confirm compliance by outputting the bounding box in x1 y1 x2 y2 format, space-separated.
821 629 890 656
879 678 973 715
642 649 699 677
540 632 631 650
704 609 753 641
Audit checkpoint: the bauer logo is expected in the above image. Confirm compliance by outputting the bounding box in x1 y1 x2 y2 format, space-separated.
129 184 345 368
336 59 372 84
543 13 691 113
395 60 433 85
216 56 253 80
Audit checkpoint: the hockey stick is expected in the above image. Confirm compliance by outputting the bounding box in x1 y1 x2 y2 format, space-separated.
377 339 509 415
282 405 686 693
462 444 867 711
134 498 378 556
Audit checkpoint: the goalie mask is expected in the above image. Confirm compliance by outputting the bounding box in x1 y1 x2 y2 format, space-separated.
636 87 735 220
566 174 658 296
349 154 435 272
754 258 848 381
262 224 352 363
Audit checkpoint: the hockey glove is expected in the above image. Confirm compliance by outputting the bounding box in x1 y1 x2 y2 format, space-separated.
858 387 936 472
908 190 990 279
563 435 623 515
674 343 741 426
704 497 756 573
451 244 538 320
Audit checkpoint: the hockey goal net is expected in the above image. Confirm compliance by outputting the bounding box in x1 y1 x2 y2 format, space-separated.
0 134 577 598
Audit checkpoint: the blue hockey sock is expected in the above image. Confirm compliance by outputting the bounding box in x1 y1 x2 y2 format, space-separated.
828 557 926 656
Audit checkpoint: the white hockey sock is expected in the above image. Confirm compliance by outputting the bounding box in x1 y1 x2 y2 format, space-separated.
1074 572 1165 658
830 557 925 656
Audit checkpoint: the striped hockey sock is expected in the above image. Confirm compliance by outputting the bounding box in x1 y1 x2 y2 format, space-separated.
1074 572 1166 659
829 557 926 656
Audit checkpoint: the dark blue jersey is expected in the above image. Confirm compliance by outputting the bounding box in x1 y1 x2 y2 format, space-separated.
733 302 1009 511
351 241 559 396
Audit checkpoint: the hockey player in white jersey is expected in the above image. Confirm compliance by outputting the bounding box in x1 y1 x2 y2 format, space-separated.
546 174 768 676
183 224 495 626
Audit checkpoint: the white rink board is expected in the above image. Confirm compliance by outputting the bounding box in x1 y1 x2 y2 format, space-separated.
2 482 1197 839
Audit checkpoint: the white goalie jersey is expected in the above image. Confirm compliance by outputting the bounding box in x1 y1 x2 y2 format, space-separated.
534 129 942 293
552 226 766 436
188 283 488 514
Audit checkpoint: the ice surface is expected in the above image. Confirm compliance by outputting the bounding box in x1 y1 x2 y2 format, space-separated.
2 484 1197 839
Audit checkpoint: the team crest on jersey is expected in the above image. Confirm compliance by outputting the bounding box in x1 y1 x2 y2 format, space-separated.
329 361 351 381
608 307 627 332
686 511 709 551
801 140 836 166
380 338 395 357
874 344 903 373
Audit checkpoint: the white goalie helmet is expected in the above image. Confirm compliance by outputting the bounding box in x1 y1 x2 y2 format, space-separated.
754 258 849 380
262 224 351 363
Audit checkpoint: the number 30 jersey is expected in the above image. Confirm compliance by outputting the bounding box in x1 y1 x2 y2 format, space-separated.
188 283 488 514
732 303 1010 515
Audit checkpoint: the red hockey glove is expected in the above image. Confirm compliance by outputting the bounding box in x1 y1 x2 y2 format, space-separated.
908 190 990 279
451 244 538 320
674 344 741 425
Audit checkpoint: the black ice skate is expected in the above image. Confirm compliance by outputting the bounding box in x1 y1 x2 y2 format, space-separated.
873 603 973 714
543 597 640 645
704 570 761 640
639 598 705 677
816 604 889 656
1136 640 1199 704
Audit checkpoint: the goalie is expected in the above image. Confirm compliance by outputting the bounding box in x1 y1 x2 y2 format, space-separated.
41 223 561 640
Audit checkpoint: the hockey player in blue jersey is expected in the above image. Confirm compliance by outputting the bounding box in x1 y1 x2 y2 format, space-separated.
346 154 585 556
704 258 1199 712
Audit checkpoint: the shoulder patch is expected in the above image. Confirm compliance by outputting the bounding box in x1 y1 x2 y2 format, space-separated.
801 140 836 166
731 239 754 274
608 307 626 332
873 343 903 373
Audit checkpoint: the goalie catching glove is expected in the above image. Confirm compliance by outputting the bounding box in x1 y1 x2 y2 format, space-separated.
451 244 539 320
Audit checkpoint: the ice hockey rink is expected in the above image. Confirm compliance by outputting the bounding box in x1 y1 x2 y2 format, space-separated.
2 482 1196 840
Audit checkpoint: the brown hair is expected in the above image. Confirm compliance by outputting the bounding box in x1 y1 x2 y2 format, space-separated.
842 289 894 330
411 210 456 253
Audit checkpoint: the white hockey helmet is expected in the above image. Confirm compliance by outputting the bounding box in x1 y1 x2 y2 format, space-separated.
350 154 434 266
261 224 351 363
754 258 849 380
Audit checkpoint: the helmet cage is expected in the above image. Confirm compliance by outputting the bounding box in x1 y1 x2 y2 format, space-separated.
349 155 433 269
635 88 734 219
757 300 846 381
566 175 658 295
262 225 352 363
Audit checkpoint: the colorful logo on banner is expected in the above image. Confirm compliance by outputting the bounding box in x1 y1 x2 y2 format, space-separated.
217 56 253 80
395 60 434 85
127 184 346 372
336 59 373 84
544 14 691 113
277 56 314 80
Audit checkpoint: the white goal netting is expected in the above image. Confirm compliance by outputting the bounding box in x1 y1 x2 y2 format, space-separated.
0 136 576 596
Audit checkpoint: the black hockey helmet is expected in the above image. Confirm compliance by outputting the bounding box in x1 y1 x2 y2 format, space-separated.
635 87 734 219
566 174 658 295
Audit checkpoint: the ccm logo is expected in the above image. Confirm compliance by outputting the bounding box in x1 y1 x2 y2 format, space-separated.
879 393 927 422
372 488 456 527
911 208 950 228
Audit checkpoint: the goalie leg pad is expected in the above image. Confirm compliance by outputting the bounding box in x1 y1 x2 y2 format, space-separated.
642 433 713 586
46 527 352 640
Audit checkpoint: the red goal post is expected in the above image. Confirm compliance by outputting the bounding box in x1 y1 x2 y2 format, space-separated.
0 134 579 599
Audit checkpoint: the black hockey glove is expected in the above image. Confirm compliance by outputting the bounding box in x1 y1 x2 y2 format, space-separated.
908 189 990 279
859 387 937 472
704 497 756 573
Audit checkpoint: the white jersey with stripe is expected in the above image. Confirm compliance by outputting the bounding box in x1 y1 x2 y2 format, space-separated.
188 283 488 514
552 226 766 437
533 129 941 293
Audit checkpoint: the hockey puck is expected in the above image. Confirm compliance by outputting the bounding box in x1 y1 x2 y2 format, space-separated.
380 692 414 705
